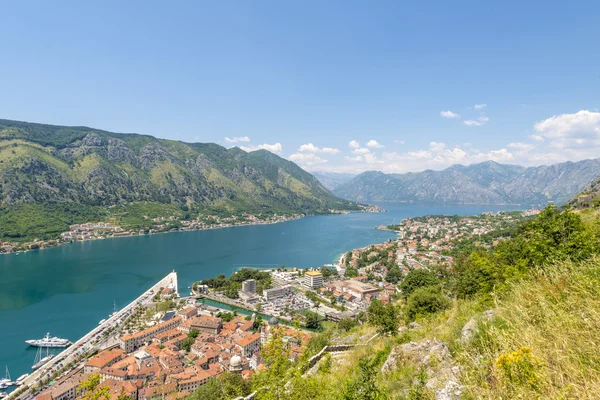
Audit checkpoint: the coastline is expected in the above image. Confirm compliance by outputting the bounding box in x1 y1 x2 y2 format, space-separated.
0 208 384 256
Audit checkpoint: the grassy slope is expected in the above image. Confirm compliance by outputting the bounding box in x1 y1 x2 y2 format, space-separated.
281 209 600 399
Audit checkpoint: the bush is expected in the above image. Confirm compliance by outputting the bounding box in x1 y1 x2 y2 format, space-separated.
400 269 439 298
405 286 451 321
338 318 358 332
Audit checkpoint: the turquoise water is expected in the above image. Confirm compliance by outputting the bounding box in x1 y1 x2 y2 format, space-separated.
0 203 521 381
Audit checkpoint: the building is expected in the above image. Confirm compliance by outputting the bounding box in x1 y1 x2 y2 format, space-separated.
263 285 290 301
242 279 257 293
303 270 323 289
343 281 380 301
84 348 126 374
119 316 182 352
187 315 222 335
235 332 261 357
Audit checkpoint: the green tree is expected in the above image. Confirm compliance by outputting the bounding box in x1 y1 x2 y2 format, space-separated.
405 286 451 321
400 269 439 298
188 328 199 339
181 337 194 352
385 265 403 284
78 373 111 400
305 311 322 330
367 299 399 335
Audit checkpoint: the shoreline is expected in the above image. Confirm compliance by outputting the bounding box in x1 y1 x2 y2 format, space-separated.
0 209 382 257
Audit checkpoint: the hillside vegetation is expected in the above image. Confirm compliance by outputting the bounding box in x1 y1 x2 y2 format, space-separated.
334 160 600 205
194 204 600 399
0 119 358 241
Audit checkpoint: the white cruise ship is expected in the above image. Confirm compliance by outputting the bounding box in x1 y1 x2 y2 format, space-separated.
25 332 71 348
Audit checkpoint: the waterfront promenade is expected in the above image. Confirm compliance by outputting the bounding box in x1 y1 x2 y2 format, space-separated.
9 272 178 399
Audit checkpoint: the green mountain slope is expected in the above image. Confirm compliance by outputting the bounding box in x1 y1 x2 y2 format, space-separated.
0 119 357 240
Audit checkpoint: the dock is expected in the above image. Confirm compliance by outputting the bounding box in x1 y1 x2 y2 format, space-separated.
9 272 178 399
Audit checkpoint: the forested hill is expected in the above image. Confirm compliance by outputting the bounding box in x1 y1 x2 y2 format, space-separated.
334 159 600 205
0 119 358 239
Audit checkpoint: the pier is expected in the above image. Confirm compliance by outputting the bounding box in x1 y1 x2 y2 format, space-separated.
9 272 178 399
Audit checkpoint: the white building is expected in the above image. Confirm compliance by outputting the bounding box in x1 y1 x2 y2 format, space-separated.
303 270 323 289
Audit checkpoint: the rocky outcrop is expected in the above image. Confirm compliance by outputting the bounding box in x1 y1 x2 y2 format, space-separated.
381 338 462 396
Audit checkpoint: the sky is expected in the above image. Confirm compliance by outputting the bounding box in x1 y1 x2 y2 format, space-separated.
1 1 599 174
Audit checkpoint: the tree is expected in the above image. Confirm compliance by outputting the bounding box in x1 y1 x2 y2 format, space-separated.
252 314 263 331
385 265 402 284
181 337 194 352
188 328 199 339
405 286 451 321
367 299 399 335
189 372 252 400
305 311 322 330
345 267 359 278
400 269 439 297
78 373 111 400
338 318 358 332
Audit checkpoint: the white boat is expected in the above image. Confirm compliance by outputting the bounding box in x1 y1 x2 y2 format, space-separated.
98 319 106 325
109 301 118 318
0 366 13 387
15 374 29 385
26 332 70 348
32 348 54 370
0 392 7 398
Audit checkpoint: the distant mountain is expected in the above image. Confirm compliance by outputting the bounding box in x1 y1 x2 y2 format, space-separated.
334 160 600 205
0 119 357 232
312 171 356 191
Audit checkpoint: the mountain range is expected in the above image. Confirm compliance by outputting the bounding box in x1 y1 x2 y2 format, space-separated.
311 171 356 191
0 119 356 230
333 159 600 205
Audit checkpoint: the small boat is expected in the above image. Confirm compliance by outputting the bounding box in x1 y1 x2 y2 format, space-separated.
98 319 106 325
0 392 7 398
32 348 54 370
0 366 13 387
15 374 29 385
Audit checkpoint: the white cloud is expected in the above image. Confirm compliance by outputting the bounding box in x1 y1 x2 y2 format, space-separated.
298 143 340 154
533 110 600 139
344 155 363 162
366 140 384 148
429 142 446 152
464 116 489 127
440 111 460 119
348 140 360 149
288 152 327 166
353 147 371 155
530 134 544 142
225 136 251 143
474 104 487 109
508 142 535 151
240 143 283 154
394 140 405 145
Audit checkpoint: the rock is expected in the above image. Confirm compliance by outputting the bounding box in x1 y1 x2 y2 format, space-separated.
460 317 478 343
483 308 497 320
82 133 103 146
436 380 463 400
409 321 422 330
381 338 461 394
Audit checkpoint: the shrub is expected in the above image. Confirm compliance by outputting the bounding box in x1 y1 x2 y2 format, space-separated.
400 269 439 298
496 347 543 388
405 286 451 321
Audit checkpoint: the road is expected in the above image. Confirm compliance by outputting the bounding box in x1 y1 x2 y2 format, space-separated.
9 272 178 399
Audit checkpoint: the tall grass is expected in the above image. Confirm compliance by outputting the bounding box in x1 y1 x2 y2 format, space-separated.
460 257 600 399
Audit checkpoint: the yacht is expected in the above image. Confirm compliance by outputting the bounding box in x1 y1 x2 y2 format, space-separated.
98 319 106 325
26 332 70 348
32 348 53 370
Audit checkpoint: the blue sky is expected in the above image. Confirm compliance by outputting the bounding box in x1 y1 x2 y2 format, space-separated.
1 1 599 173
